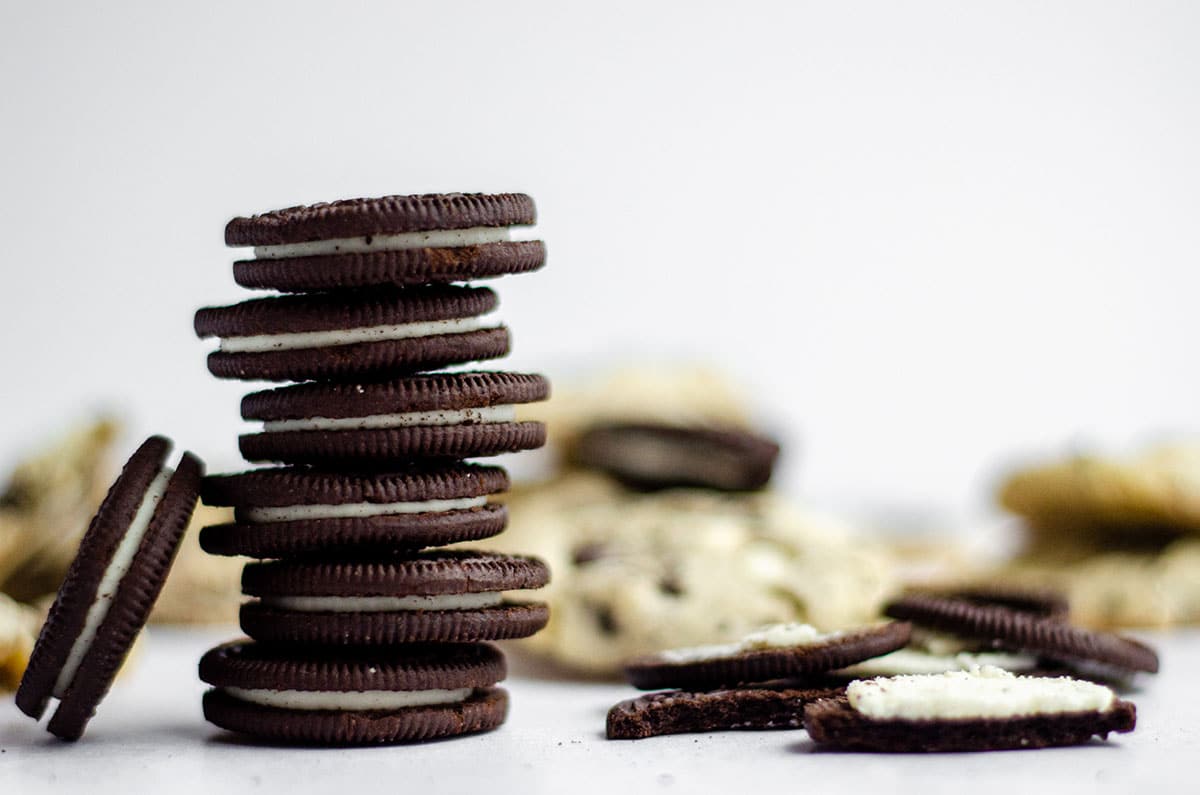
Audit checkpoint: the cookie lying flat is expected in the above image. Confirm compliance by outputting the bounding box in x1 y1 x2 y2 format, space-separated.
570 423 780 492
226 193 544 292
884 594 1159 678
239 551 550 645
200 464 509 558
238 371 549 465
624 622 911 691
201 640 507 745
607 683 845 740
804 666 1136 752
16 436 202 740
194 285 508 381
918 585 1070 621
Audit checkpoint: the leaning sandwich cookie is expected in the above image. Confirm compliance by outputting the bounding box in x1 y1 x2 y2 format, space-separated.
15 436 203 740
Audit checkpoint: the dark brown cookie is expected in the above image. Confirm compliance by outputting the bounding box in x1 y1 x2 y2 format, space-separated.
234 241 546 292
624 623 912 691
238 372 549 465
199 464 509 557
803 696 1137 752
570 423 781 492
917 585 1070 621
15 437 203 740
225 193 536 246
195 285 507 382
607 683 846 740
884 594 1159 676
200 640 508 745
238 551 551 645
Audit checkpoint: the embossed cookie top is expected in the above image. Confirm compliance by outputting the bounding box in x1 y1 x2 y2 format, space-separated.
226 193 537 246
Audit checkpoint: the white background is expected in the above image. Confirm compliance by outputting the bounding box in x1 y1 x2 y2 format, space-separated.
1 1 1197 521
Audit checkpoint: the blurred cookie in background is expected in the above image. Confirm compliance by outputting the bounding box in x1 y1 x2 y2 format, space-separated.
0 593 39 690
990 442 1200 630
569 423 780 492
479 472 896 675
0 419 119 601
532 365 756 456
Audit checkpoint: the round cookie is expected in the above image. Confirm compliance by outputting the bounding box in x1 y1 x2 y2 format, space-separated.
239 551 551 645
16 436 203 740
238 371 549 465
200 464 510 558
227 193 542 292
884 593 1159 677
624 622 911 691
194 285 508 382
200 640 508 745
570 423 780 492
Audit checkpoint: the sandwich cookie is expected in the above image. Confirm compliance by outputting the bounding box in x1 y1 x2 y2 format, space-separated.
607 683 846 740
884 594 1159 679
226 192 544 292
194 285 507 382
803 666 1137 752
238 371 549 465
239 551 551 645
16 436 203 740
200 464 510 558
570 423 781 492
200 640 508 745
623 622 911 691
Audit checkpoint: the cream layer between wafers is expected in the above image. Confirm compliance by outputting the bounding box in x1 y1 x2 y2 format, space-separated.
249 226 520 259
848 666 1116 719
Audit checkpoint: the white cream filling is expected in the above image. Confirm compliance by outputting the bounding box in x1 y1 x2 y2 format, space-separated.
838 648 1040 678
245 495 488 523
657 623 840 664
262 591 504 613
223 686 472 710
251 226 515 259
52 468 173 698
219 317 494 354
848 666 1116 720
261 404 516 433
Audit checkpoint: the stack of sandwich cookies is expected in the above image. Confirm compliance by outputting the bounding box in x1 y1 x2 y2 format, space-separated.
195 193 551 745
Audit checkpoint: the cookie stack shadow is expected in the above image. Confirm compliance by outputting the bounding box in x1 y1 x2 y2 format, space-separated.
193 193 552 745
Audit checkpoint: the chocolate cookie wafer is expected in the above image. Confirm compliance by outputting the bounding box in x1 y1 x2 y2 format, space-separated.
200 640 507 745
238 371 549 465
804 666 1136 752
226 193 544 292
607 682 845 740
884 594 1159 678
624 622 911 691
239 551 550 645
200 464 509 558
570 423 780 492
194 285 508 381
16 436 203 740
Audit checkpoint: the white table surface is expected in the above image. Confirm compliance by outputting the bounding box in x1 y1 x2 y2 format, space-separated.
2 627 1194 795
